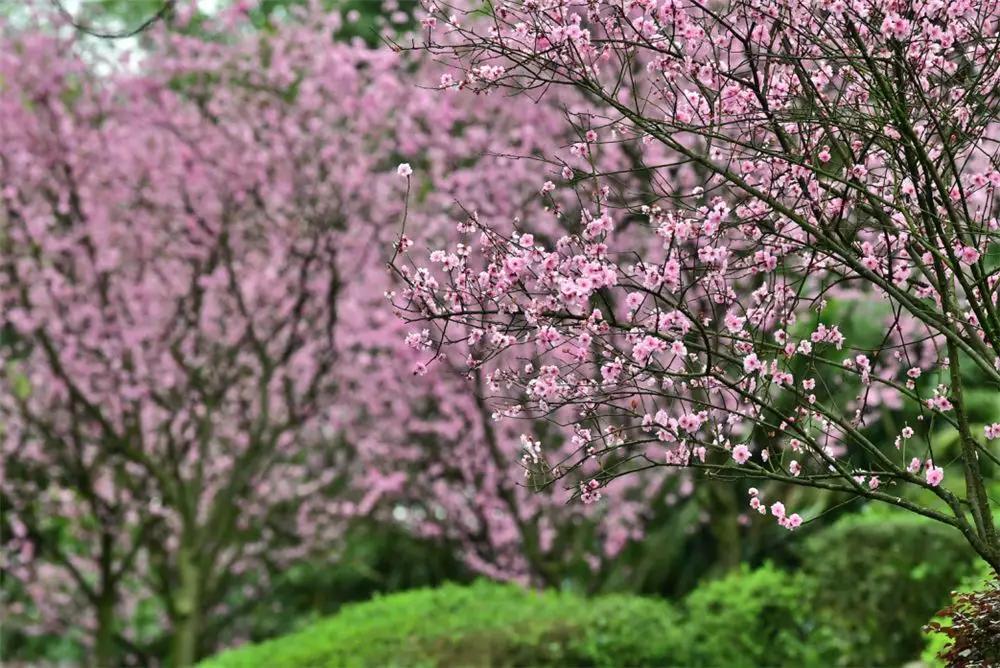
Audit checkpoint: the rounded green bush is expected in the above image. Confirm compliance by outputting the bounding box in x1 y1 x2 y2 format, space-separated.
675 564 839 667
799 507 977 666
198 580 685 668
200 567 854 668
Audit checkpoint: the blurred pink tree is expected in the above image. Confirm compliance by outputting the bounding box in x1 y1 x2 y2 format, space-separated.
0 3 679 663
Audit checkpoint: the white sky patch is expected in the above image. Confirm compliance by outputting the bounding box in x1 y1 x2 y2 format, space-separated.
30 0 227 74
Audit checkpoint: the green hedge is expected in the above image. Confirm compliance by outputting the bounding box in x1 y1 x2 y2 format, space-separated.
200 566 841 668
677 565 838 667
199 580 683 667
799 507 977 666
199 508 978 667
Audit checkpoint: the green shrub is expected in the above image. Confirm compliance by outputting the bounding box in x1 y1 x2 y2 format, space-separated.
200 509 980 668
675 564 839 667
202 567 853 668
800 506 978 666
199 580 685 668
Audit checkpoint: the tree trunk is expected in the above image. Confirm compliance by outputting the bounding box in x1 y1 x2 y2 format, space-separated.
171 613 199 668
93 590 116 668
93 531 117 668
708 484 742 573
170 545 202 668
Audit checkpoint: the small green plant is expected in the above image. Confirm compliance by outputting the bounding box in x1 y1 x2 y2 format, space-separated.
923 563 1000 667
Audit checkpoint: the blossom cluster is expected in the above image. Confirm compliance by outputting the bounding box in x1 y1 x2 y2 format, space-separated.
393 0 1000 570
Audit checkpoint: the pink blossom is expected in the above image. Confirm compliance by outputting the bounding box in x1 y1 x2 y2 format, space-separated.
743 353 763 373
732 445 751 465
926 464 945 487
957 246 981 264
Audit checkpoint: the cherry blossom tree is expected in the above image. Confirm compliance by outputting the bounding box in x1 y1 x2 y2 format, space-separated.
0 11 379 662
392 0 1000 573
1 3 691 663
